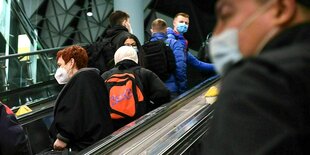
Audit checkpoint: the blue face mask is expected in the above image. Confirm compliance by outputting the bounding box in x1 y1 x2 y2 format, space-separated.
176 23 188 34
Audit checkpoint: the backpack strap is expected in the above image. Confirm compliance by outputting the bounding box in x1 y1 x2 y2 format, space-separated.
127 66 143 90
110 108 132 118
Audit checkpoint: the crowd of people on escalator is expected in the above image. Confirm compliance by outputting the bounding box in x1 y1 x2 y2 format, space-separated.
3 0 310 154
0 9 215 154
46 10 215 152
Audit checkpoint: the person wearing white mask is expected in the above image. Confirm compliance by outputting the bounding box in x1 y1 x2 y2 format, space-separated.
203 0 310 154
49 45 113 152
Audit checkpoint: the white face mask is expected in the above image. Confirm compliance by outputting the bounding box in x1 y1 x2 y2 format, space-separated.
209 29 242 75
132 46 138 53
209 0 276 75
54 67 70 84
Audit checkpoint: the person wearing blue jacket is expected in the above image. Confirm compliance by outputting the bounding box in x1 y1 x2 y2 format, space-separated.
167 12 190 50
150 18 214 98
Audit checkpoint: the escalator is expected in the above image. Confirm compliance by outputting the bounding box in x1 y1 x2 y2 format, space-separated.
15 76 219 154
14 76 218 154
0 46 220 154
79 76 219 154
1 1 221 153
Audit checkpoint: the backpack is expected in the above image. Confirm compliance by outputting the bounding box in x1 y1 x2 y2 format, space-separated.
86 31 127 73
105 67 145 119
142 40 176 81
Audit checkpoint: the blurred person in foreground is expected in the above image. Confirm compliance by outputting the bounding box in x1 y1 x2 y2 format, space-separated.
203 0 310 154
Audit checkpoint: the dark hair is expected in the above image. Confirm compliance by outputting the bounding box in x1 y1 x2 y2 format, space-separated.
119 34 147 67
109 10 130 26
121 34 140 45
174 12 190 19
56 45 88 69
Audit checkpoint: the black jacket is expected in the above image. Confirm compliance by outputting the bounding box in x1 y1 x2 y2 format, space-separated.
204 23 310 155
105 26 147 67
102 60 170 130
105 25 131 50
49 68 113 151
0 102 30 155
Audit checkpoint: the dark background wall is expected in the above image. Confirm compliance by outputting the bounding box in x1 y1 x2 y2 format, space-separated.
148 0 217 51
148 0 218 89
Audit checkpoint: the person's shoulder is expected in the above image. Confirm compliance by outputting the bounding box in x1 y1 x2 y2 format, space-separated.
73 68 101 81
138 67 151 72
260 43 310 67
166 27 174 34
78 68 100 75
137 67 155 76
223 57 287 88
118 30 131 37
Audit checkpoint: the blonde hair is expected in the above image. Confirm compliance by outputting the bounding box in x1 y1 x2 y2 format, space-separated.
174 12 189 19
151 18 168 33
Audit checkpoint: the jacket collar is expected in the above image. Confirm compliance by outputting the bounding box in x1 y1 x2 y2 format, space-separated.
151 32 167 41
262 22 310 53
106 25 128 37
115 60 139 70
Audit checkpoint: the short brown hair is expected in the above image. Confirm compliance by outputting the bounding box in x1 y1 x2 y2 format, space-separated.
109 10 130 26
174 12 190 19
151 18 167 33
56 45 88 69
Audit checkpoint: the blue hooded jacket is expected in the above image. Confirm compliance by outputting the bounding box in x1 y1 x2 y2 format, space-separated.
167 27 188 49
166 28 215 91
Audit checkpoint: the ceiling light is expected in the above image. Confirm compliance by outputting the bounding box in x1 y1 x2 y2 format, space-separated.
87 6 92 16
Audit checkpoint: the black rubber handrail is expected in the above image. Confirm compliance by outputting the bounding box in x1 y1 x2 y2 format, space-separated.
0 79 58 98
0 43 88 60
17 98 56 125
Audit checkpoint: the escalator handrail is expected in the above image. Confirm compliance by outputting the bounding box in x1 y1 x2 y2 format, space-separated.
79 75 220 155
0 43 88 61
0 79 58 98
17 97 56 125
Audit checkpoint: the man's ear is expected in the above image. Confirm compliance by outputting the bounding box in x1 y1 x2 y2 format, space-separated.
122 20 127 27
150 29 153 33
173 19 177 28
272 0 297 26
